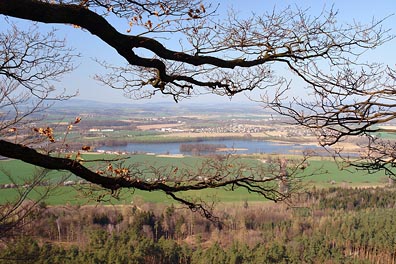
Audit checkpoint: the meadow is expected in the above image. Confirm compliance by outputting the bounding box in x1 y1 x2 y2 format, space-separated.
0 153 387 206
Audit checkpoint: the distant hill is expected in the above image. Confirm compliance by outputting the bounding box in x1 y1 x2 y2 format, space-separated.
50 98 268 115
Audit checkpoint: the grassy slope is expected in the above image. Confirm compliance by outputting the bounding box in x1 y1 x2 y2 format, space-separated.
0 154 387 205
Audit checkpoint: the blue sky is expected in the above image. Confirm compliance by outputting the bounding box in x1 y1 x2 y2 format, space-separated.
2 0 395 105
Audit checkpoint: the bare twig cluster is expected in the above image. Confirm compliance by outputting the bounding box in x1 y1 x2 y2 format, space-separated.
0 0 394 220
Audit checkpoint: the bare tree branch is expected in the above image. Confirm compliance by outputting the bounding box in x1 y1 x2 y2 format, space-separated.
0 139 313 220
0 0 394 218
0 0 389 101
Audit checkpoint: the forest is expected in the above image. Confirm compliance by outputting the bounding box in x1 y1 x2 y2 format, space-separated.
1 187 396 263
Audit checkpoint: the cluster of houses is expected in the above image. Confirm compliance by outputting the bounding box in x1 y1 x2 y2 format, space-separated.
0 182 50 189
192 124 266 134
0 180 89 189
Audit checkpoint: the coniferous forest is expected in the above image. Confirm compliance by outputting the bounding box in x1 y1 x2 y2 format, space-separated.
2 187 396 264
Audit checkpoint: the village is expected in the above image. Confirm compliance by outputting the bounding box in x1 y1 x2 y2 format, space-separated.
74 113 316 143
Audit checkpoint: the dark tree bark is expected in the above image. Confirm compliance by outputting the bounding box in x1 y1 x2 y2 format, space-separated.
0 0 392 218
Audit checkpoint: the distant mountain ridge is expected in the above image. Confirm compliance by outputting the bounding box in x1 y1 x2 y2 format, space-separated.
51 98 265 114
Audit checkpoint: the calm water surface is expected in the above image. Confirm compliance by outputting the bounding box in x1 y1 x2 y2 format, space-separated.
98 139 318 155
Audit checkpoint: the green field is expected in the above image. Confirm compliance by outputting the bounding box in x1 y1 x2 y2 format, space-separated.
0 154 388 206
301 159 387 187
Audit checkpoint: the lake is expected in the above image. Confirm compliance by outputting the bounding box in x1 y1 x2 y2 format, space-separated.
97 139 319 155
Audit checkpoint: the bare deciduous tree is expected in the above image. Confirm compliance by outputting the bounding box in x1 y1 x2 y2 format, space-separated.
0 22 77 236
267 46 396 175
0 22 76 141
0 0 392 218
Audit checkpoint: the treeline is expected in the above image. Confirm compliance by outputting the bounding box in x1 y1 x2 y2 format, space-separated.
317 186 396 210
76 120 133 128
179 143 226 153
1 187 396 263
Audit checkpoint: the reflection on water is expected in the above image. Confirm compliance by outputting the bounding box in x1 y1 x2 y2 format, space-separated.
98 139 318 155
